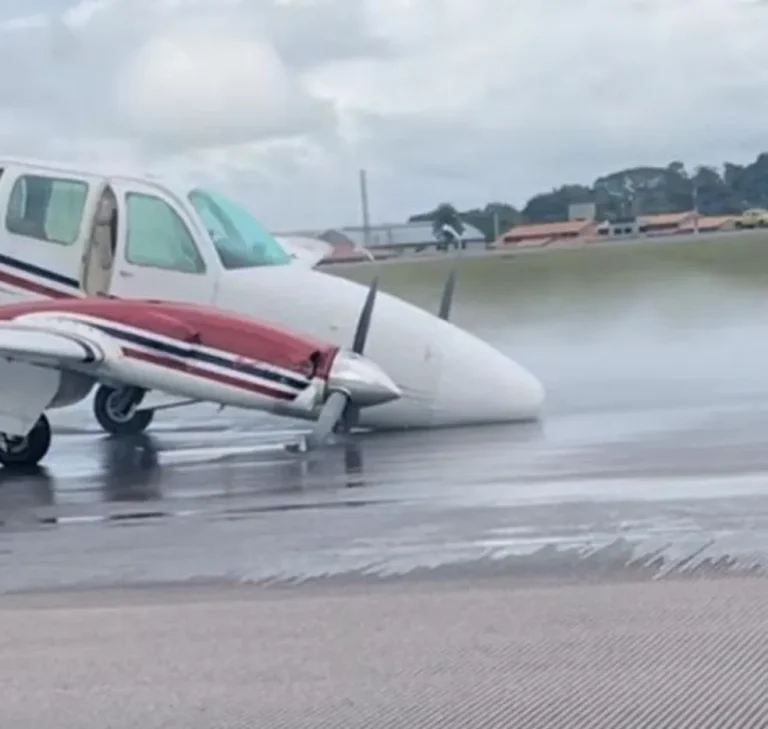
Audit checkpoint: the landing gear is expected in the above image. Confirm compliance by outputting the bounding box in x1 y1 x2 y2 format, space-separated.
0 413 51 468
93 385 154 436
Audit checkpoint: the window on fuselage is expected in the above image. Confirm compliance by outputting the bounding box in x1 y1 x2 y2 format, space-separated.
124 192 206 274
5 174 88 246
188 188 291 269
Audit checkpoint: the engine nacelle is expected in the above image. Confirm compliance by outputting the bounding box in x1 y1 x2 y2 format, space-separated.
47 370 98 409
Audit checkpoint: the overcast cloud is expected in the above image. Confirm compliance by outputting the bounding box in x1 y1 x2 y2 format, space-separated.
1 0 767 229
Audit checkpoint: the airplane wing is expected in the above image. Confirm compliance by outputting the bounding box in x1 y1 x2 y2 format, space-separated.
0 323 104 368
0 317 206 437
0 318 110 436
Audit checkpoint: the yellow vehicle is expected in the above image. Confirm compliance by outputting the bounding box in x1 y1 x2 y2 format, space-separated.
734 208 768 228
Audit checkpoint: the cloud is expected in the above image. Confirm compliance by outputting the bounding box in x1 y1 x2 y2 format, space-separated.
1 0 768 229
262 0 393 68
304 0 768 216
116 14 335 150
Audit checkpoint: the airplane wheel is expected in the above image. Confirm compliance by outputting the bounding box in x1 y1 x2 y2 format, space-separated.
0 413 51 468
93 385 155 435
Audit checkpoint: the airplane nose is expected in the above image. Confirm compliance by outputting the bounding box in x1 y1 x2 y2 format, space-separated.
327 351 402 408
431 327 545 425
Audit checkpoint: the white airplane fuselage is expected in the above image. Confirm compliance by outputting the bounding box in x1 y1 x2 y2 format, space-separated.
0 157 544 429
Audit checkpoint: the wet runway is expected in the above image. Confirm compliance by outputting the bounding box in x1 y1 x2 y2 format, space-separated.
3 382 768 593
4 241 768 726
3 239 768 591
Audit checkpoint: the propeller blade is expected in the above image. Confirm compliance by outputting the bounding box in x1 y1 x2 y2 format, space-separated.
303 390 349 450
438 265 457 320
303 276 383 441
342 276 380 430
351 276 379 354
341 403 360 432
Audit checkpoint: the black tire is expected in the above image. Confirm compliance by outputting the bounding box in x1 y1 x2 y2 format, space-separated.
93 385 155 435
0 413 51 468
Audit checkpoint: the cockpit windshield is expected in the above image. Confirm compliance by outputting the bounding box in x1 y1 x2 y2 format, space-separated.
188 188 291 269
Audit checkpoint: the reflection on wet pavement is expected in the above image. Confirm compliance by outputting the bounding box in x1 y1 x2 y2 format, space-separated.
1 385 768 593
3 243 768 595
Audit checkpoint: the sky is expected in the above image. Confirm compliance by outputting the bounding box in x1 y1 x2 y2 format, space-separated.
1 0 768 230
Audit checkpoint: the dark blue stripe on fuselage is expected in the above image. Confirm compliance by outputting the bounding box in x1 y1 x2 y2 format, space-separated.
0 251 79 289
92 323 310 391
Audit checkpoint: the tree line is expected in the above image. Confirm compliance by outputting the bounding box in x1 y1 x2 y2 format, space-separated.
409 151 768 242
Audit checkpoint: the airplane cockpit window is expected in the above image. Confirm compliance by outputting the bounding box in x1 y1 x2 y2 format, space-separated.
125 193 205 274
5 174 88 245
188 188 291 269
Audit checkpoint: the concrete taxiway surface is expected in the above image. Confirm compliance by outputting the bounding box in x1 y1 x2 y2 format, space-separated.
2 240 768 726
3 578 767 728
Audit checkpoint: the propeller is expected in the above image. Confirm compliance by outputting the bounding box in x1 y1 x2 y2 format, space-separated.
304 390 349 449
294 261 456 453
437 264 457 320
342 276 379 431
300 277 380 451
351 275 378 354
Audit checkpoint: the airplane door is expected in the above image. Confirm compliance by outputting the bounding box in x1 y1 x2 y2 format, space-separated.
108 182 216 304
80 184 118 297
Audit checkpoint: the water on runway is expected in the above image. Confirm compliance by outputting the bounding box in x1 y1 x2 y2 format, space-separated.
2 235 768 592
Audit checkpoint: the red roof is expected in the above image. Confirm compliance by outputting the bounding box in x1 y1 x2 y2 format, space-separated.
677 215 734 232
496 220 596 246
640 211 694 226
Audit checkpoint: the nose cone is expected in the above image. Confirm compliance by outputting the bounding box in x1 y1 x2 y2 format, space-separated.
431 326 545 426
328 351 402 408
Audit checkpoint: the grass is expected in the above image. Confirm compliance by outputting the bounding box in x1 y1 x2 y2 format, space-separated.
325 233 768 304
317 233 768 334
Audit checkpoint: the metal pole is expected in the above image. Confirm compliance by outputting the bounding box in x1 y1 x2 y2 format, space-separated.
692 183 699 234
359 169 370 248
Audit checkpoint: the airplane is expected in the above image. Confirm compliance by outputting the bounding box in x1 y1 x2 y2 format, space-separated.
0 156 545 435
0 292 401 469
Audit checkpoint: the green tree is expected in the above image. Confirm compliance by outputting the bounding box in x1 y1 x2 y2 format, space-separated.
461 202 522 241
430 202 464 239
522 184 593 223
408 150 768 231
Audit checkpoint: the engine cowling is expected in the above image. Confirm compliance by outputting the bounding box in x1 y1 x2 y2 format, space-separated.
47 370 97 409
7 313 108 410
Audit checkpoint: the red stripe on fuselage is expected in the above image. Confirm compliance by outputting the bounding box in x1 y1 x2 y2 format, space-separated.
0 268 75 300
0 262 337 383
122 347 297 402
